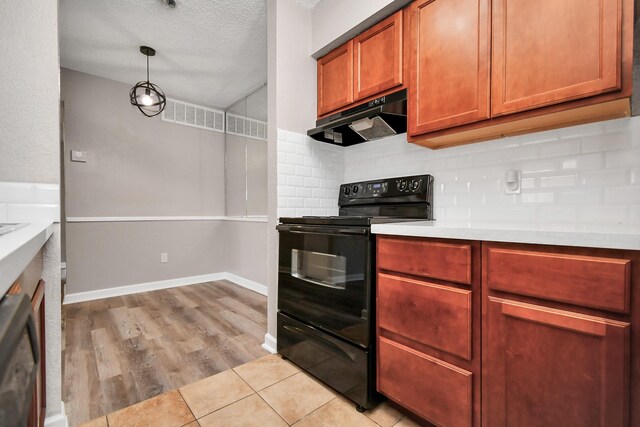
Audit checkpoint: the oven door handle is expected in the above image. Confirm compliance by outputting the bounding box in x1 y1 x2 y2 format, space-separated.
276 224 369 236
293 274 346 290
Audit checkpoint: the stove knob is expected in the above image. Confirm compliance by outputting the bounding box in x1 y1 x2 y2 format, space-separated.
343 186 350 195
352 185 359 194
410 179 421 191
397 180 408 191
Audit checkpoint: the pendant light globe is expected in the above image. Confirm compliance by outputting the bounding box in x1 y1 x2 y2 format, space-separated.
129 46 166 117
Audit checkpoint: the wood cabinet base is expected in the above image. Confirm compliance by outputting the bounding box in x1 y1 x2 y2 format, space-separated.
409 98 630 149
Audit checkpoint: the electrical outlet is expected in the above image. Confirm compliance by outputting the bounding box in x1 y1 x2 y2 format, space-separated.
505 169 522 194
161 253 168 263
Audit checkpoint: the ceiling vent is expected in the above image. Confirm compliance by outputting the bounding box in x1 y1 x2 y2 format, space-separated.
162 98 224 133
226 113 267 141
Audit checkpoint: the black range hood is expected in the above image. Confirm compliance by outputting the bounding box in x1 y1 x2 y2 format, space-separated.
308 89 407 147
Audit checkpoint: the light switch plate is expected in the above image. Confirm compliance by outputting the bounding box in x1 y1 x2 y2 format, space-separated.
70 150 87 163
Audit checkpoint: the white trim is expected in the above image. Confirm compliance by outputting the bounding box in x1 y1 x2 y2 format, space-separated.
63 273 227 304
44 402 69 427
66 216 268 223
63 272 267 304
224 216 268 223
262 333 277 354
224 273 268 295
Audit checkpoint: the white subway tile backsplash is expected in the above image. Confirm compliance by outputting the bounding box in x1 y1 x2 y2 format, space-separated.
605 148 640 168
277 129 344 217
582 131 632 153
279 117 640 225
561 153 603 170
540 174 578 188
580 169 629 187
0 182 60 223
578 205 628 223
539 137 581 158
6 204 60 222
605 186 640 204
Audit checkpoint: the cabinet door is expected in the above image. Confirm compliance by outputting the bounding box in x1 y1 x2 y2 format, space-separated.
408 0 490 135
353 11 403 101
317 41 354 116
485 297 629 427
491 0 623 116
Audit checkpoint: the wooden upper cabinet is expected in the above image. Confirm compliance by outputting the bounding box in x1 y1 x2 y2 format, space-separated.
485 297 629 427
491 0 623 116
317 41 354 116
408 0 490 135
353 11 403 101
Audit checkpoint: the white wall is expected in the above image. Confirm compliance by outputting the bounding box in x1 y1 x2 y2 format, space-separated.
0 0 63 423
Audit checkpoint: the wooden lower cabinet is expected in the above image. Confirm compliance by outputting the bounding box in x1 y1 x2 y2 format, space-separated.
377 236 481 426
378 337 472 427
29 280 46 427
484 297 629 427
378 236 638 426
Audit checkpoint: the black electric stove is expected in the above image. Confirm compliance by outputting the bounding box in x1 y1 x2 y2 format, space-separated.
276 174 434 412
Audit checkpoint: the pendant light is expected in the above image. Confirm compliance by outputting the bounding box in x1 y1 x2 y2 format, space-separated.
129 46 166 117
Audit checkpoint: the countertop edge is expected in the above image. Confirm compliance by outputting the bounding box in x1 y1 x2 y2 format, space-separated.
0 222 55 296
371 222 640 251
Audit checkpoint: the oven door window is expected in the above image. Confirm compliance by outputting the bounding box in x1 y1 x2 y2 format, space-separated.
278 227 371 347
291 249 348 290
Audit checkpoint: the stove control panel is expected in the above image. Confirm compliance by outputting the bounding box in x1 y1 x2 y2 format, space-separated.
339 174 434 205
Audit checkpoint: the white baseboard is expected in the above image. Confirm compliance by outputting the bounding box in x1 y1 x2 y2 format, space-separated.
262 333 277 354
63 272 266 304
44 402 69 427
223 273 268 296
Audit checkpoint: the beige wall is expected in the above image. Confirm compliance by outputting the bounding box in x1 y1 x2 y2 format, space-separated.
225 221 268 284
66 221 227 293
62 68 226 217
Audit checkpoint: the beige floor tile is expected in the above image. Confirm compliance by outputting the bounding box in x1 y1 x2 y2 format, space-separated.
258 372 336 424
183 422 200 427
233 354 300 391
365 401 405 427
293 397 379 427
106 390 194 427
198 394 287 427
393 416 424 427
179 369 254 418
78 416 108 427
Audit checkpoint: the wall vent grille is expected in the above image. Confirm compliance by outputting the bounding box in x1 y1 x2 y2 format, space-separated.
226 113 268 141
162 98 225 133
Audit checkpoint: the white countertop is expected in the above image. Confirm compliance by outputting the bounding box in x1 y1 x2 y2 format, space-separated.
372 221 640 251
0 222 54 296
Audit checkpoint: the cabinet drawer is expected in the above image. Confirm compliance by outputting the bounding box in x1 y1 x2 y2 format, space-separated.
378 237 472 284
486 246 631 313
378 337 472 427
378 273 472 360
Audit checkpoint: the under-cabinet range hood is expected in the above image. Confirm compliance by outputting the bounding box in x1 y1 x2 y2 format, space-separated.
308 89 407 147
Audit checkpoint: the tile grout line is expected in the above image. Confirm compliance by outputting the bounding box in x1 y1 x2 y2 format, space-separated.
253 390 293 426
184 371 256 421
176 388 198 426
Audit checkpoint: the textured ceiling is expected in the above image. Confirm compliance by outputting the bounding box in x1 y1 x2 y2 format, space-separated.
59 0 267 109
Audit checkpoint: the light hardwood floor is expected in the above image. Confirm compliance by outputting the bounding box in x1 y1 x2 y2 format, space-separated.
62 280 268 427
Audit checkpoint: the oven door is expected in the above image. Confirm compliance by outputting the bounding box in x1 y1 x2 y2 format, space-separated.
0 293 40 427
277 224 372 348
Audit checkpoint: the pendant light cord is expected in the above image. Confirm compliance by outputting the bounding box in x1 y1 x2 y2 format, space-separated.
146 54 150 83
